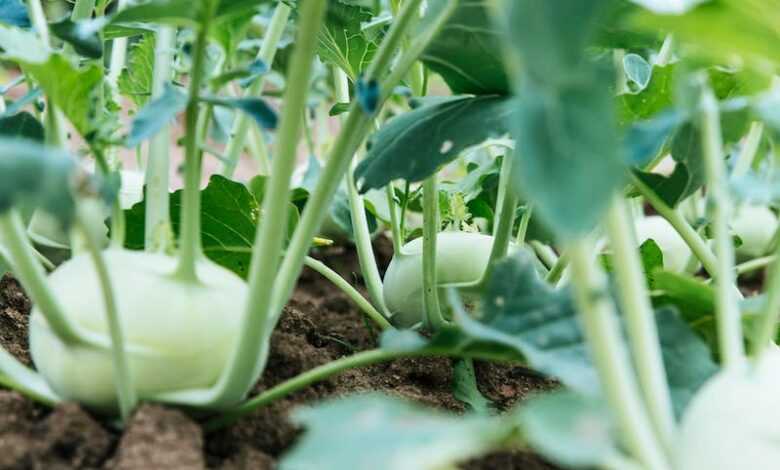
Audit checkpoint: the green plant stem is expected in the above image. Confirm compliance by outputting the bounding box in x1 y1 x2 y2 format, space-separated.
531 241 558 269
545 252 569 285
269 0 446 322
334 67 388 317
485 152 518 272
516 205 533 246
26 0 49 44
752 242 780 357
221 1 291 178
145 26 176 252
654 35 674 66
386 184 403 254
247 125 270 175
605 196 675 455
70 0 95 20
630 174 719 276
736 255 775 276
700 85 744 367
568 239 671 470
732 121 764 178
204 348 415 431
215 0 327 406
175 1 218 282
76 212 137 422
0 346 60 405
0 211 83 344
303 256 391 330
422 176 446 331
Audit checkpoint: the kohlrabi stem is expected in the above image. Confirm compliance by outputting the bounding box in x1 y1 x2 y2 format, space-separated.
70 0 95 20
106 0 129 90
175 1 218 282
204 348 416 431
26 0 49 44
145 26 176 252
485 152 518 271
270 0 446 320
751 242 780 357
516 205 533 246
422 176 446 331
736 255 775 276
247 125 271 175
654 35 674 66
545 252 568 285
304 256 391 330
334 67 388 316
605 195 675 454
630 174 719 276
221 1 291 178
0 211 82 344
76 212 137 422
732 121 764 178
700 84 745 367
0 346 60 406
568 238 671 470
386 184 403 254
216 0 328 406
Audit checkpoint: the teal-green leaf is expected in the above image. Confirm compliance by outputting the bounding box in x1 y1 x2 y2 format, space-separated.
354 95 513 192
0 0 29 28
421 0 509 95
0 111 44 142
280 394 515 470
452 359 494 415
126 84 187 147
201 95 278 130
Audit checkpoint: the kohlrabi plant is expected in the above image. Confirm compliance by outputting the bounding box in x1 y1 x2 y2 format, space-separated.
1 0 780 469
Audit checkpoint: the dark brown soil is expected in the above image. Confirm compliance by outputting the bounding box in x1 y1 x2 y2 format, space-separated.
0 239 558 470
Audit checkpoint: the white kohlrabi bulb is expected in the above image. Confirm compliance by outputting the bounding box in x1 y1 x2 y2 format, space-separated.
634 215 694 273
29 249 247 413
382 231 497 327
676 347 780 470
732 204 778 260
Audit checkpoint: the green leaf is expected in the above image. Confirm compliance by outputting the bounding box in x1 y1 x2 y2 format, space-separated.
617 64 675 125
126 84 188 147
49 18 105 59
639 238 664 278
317 1 378 81
510 71 625 238
201 95 278 130
623 110 683 167
0 111 44 142
281 394 515 470
452 359 494 415
125 175 260 278
421 0 509 95
0 138 77 224
0 0 29 28
0 23 50 63
118 33 156 108
519 391 624 468
354 96 513 192
209 59 268 89
634 164 695 208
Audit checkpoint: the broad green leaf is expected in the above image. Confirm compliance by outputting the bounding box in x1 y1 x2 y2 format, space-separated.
281 394 515 470
200 96 278 130
112 0 267 26
519 391 625 469
318 1 378 81
0 24 49 63
0 0 29 28
510 71 625 238
623 110 684 167
126 84 187 147
617 64 675 125
634 0 780 72
0 111 44 142
421 0 509 95
49 18 105 59
125 175 260 278
634 163 696 208
118 33 156 108
354 96 513 192
0 138 77 223
452 359 494 415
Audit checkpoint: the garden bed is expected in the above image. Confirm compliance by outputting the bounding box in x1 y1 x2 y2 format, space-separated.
0 239 557 470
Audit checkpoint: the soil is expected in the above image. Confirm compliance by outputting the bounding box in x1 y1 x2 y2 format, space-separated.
0 238 559 470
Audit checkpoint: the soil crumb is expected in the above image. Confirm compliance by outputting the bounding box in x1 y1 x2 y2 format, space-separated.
0 241 558 469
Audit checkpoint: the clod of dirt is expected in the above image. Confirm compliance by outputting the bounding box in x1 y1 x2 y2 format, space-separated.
0 276 32 365
112 405 205 470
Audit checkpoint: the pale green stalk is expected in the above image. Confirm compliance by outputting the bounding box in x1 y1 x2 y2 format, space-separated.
516 205 533 245
422 176 446 330
485 151 518 271
752 242 780 356
222 1 292 177
700 85 744 367
732 121 764 177
654 35 674 66
145 26 176 252
335 67 389 316
605 196 675 454
568 239 671 470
